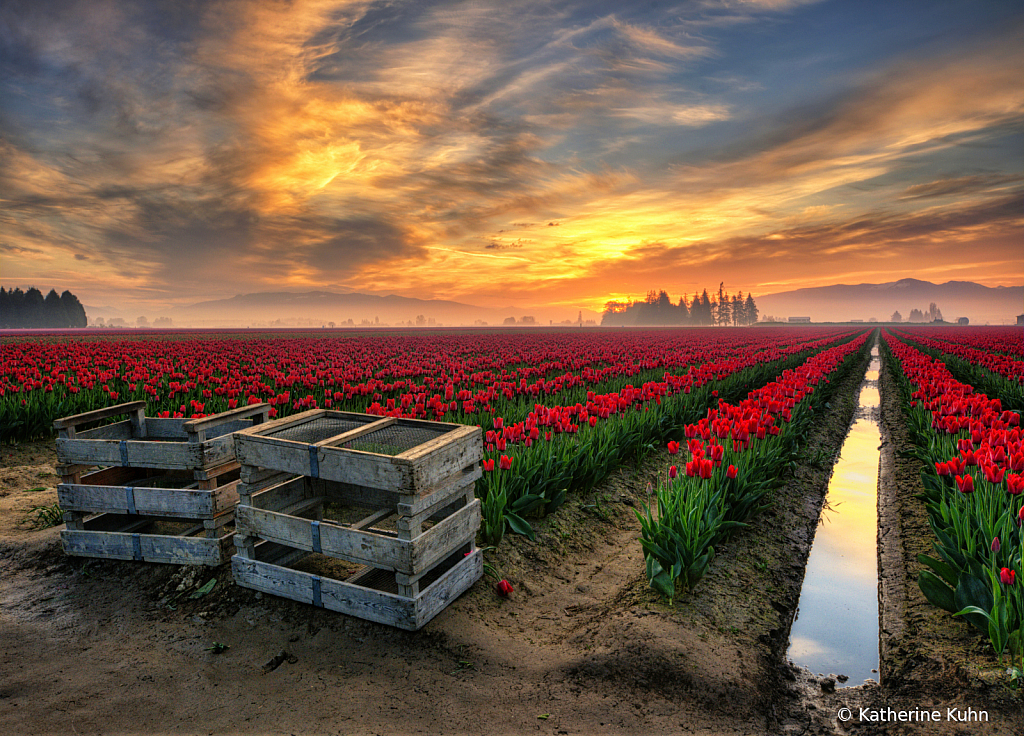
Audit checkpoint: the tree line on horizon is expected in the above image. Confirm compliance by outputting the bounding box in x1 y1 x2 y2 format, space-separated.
601 284 759 326
0 286 88 329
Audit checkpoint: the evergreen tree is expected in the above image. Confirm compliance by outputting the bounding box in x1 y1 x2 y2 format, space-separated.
677 294 689 324
44 289 68 328
699 289 712 325
24 288 45 328
60 291 88 327
716 283 730 326
731 292 743 326
744 293 758 325
0 286 89 328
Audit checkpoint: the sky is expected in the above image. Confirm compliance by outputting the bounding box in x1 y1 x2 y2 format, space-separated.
1 0 1022 316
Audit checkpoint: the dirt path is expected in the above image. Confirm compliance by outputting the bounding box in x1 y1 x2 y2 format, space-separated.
2 342 1019 735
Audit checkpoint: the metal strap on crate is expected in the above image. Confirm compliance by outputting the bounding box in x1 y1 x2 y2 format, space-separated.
308 445 319 479
311 575 323 608
310 520 322 554
132 533 143 561
120 440 130 466
124 485 137 515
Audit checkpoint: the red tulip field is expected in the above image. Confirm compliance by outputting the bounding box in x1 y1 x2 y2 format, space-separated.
2 325 1022 734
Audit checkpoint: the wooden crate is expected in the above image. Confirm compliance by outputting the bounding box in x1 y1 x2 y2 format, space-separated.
232 410 482 495
231 411 484 628
55 401 272 471
54 401 270 566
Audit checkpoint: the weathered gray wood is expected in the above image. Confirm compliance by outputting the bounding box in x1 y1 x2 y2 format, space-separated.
407 429 482 492
57 478 239 518
183 402 270 434
53 401 146 430
62 526 230 565
129 407 147 439
231 547 481 630
56 438 125 466
253 541 309 567
235 410 481 494
397 423 477 461
234 498 479 575
231 408 325 442
414 548 482 627
409 500 479 574
235 434 317 477
350 508 394 531
56 437 193 468
239 465 288 486
317 417 395 447
248 475 310 512
80 466 148 486
144 418 187 439
55 406 253 470
397 471 479 519
191 436 237 469
76 420 133 440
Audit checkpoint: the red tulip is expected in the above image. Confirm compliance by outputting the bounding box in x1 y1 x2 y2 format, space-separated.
669 465 678 479
991 537 1001 553
499 455 512 470
495 579 514 597
667 440 680 455
955 474 974 494
726 464 738 479
482 459 495 472
1000 568 1015 586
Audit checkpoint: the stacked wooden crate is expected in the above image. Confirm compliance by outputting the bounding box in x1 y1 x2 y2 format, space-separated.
230 410 483 630
55 401 271 566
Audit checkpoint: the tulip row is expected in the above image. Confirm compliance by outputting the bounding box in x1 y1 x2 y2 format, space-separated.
888 327 1024 412
0 327 855 444
636 331 871 599
883 330 1024 670
475 330 865 544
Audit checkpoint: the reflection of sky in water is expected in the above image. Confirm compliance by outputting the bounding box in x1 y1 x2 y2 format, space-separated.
788 354 880 686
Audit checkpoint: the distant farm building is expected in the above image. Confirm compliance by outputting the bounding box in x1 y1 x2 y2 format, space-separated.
957 317 969 326
788 316 811 323
1017 314 1024 325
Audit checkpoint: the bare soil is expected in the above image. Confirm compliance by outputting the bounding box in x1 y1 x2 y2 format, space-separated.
1 346 1019 735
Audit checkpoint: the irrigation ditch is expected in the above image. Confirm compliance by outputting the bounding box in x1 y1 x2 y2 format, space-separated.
0 329 1021 734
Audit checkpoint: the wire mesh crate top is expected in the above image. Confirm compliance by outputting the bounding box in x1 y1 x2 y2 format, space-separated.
340 423 452 456
264 415 376 445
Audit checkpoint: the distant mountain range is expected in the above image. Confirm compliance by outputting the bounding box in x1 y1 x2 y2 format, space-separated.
756 279 1023 324
154 290 602 327
82 279 1021 328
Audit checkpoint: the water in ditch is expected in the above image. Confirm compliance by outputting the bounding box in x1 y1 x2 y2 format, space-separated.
787 342 881 686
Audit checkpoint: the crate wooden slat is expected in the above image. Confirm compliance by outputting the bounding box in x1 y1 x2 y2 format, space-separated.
233 546 482 631
62 513 233 565
57 467 240 519
235 496 479 575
